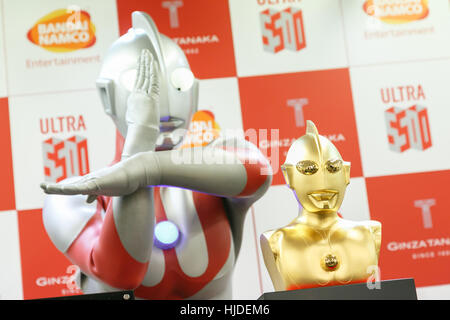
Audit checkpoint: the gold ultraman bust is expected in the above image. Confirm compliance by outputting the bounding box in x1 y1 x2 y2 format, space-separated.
260 121 381 291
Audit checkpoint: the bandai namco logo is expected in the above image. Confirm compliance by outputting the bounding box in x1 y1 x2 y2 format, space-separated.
363 0 429 24
180 110 221 149
27 7 96 53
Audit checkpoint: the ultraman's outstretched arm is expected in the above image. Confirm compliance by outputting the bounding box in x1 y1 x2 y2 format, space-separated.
43 49 160 290
41 137 272 201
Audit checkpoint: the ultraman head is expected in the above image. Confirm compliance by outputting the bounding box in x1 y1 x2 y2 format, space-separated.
281 121 351 214
96 11 199 149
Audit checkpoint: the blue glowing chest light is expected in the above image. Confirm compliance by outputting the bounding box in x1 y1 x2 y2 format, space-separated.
154 220 181 250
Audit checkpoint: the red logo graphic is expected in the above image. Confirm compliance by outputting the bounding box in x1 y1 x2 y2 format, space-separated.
239 69 362 185
42 135 90 183
260 7 306 54
384 105 432 152
117 0 236 79
366 170 450 287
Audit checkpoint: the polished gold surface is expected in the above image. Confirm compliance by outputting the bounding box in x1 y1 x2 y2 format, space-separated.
261 121 382 291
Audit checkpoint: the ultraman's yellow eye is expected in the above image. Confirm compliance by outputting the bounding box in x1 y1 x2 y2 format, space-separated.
326 159 343 173
296 160 319 175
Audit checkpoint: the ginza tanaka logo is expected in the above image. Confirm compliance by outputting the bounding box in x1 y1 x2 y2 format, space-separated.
260 7 306 54
363 0 429 24
27 7 96 52
384 105 432 153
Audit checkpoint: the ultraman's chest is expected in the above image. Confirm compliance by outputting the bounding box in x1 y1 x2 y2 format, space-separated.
275 222 378 289
135 187 235 299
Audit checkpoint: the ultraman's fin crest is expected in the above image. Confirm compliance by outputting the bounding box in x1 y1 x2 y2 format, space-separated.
131 11 166 75
305 120 322 160
306 120 319 136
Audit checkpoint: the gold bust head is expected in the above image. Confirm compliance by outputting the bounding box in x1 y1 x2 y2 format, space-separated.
281 120 350 214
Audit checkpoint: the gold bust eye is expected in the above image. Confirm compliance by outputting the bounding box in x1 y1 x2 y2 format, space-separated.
326 159 343 173
296 160 319 175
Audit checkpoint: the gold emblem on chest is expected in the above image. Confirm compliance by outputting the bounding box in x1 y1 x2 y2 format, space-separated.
321 253 339 272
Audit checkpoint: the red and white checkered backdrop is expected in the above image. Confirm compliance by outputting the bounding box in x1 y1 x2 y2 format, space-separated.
0 0 448 300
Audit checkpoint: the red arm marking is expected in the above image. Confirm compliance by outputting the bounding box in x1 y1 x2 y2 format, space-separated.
66 196 149 290
219 146 271 197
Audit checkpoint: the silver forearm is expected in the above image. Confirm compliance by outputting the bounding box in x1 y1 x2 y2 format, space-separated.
144 146 268 198
122 124 160 159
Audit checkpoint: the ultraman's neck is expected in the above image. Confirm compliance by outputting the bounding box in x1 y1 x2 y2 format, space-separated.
297 209 339 230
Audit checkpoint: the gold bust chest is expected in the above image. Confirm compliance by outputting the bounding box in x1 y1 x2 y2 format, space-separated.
262 219 381 291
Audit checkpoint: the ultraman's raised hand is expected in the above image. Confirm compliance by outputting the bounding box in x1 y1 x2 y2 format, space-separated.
122 49 161 157
127 49 160 129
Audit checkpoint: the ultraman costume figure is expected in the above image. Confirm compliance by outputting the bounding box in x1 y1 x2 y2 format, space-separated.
40 12 272 299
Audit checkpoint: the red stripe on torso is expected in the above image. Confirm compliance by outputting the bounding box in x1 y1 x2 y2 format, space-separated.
134 187 232 300
66 196 149 289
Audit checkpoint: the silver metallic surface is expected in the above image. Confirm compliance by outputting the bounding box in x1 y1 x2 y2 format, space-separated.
160 187 209 277
42 179 98 253
112 188 155 264
96 12 198 149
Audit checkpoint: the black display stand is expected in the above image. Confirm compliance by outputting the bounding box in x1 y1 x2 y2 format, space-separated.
42 290 135 300
258 278 417 300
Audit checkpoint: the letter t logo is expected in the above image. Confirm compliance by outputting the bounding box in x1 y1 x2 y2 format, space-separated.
414 199 436 229
286 98 309 127
162 1 183 28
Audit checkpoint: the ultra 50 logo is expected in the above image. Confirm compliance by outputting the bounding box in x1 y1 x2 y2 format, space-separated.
40 114 90 182
27 6 96 52
42 135 90 183
384 105 432 152
260 7 306 54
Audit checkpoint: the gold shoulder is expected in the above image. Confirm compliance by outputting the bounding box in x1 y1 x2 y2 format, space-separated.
367 220 382 258
260 229 284 290
269 230 283 256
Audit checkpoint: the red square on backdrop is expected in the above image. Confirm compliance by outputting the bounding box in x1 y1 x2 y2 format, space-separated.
117 0 236 79
366 170 450 287
239 68 363 185
17 209 82 299
0 98 15 211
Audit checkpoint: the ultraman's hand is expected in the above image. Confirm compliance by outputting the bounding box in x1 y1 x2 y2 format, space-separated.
122 49 161 157
40 152 158 202
127 49 160 130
